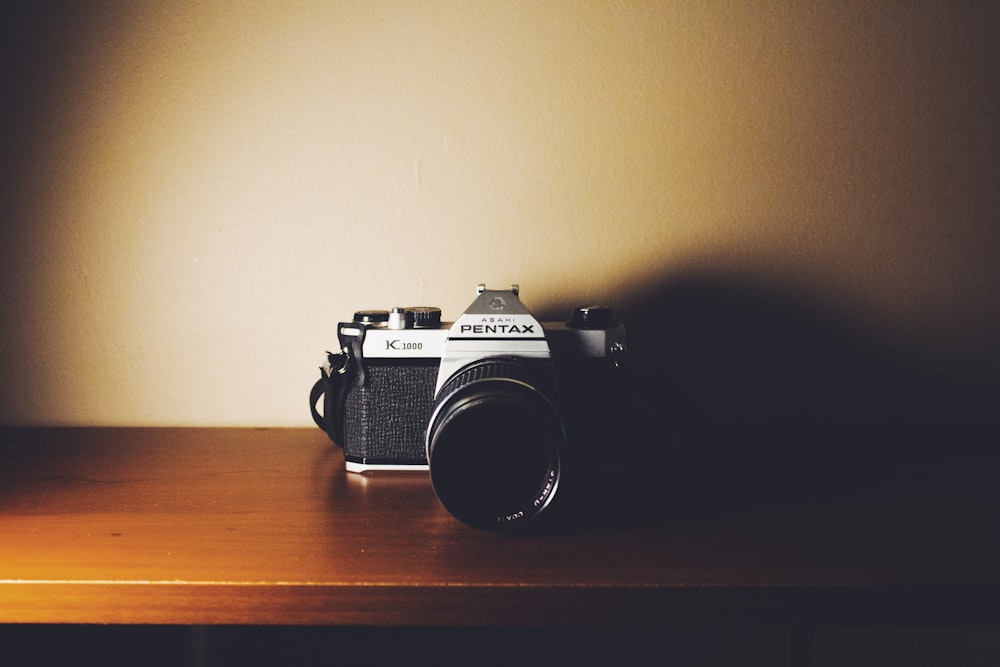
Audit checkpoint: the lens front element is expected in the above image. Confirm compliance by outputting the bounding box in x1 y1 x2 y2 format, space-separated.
426 358 564 529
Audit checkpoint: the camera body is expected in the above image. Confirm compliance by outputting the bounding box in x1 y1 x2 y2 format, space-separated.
313 284 626 529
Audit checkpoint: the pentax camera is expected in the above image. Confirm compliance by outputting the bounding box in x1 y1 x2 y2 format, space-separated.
310 284 626 530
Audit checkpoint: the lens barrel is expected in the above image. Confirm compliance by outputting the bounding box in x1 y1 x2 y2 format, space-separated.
426 357 564 530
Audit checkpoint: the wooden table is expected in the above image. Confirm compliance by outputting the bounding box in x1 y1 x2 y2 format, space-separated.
1 427 999 628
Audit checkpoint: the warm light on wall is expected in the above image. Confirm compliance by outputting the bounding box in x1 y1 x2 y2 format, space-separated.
1 2 996 426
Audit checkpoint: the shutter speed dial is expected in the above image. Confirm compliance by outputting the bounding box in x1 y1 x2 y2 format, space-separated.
407 307 442 329
356 307 441 329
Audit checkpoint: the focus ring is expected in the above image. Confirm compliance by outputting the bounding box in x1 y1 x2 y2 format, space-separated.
436 357 537 403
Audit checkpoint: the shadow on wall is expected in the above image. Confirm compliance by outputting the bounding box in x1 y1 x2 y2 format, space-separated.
620 273 997 430
538 270 998 527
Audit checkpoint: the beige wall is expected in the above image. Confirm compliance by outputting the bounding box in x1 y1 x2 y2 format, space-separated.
1 1 997 426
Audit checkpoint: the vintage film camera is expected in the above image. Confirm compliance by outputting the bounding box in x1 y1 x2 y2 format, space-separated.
310 284 626 530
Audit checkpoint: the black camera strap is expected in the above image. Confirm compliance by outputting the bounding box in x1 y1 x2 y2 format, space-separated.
310 347 352 446
311 322 370 447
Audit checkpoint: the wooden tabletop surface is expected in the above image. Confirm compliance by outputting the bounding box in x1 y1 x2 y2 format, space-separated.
1 427 998 625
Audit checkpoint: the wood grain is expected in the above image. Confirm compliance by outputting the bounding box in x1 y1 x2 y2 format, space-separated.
1 427 998 625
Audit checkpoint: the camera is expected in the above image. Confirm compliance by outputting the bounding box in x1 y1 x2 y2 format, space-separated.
310 284 627 530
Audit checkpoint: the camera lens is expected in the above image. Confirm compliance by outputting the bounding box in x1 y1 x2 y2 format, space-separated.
427 358 564 530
